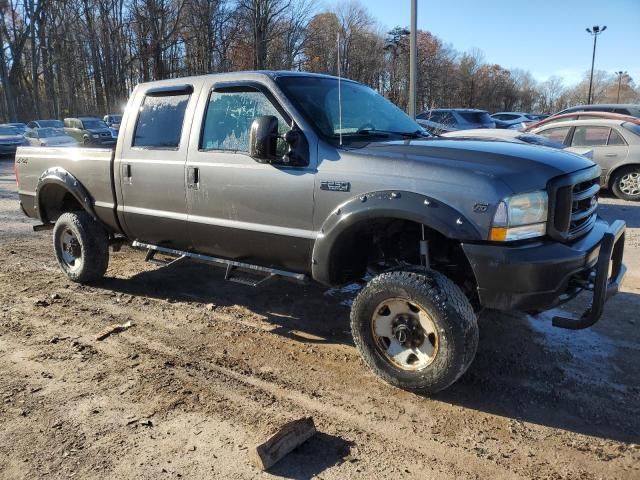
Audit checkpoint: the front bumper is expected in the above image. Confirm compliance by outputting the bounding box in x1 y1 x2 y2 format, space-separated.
462 218 626 328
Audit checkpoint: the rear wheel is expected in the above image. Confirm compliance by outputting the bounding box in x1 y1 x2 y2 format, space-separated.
53 211 109 283
611 166 640 201
351 268 478 394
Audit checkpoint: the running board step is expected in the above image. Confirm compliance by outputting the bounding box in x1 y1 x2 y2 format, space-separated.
225 265 275 287
132 241 306 285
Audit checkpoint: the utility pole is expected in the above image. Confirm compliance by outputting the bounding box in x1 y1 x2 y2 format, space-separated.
585 25 607 105
615 71 627 103
409 0 417 118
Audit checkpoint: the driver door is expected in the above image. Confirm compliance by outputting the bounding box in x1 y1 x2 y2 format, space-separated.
186 83 316 273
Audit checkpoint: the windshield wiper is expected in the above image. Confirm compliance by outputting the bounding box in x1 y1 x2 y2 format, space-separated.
355 129 430 139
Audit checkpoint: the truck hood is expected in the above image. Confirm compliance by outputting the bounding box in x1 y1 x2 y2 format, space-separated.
86 128 111 135
358 138 594 192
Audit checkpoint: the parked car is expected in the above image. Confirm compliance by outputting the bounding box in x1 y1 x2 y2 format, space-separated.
531 119 640 200
524 111 640 132
24 127 78 147
490 112 538 129
15 71 627 395
6 122 27 134
441 128 593 158
64 117 116 146
555 104 640 118
103 114 123 131
0 125 28 156
416 108 495 133
27 119 64 130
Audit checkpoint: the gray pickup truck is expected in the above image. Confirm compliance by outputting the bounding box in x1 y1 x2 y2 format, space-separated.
15 71 627 394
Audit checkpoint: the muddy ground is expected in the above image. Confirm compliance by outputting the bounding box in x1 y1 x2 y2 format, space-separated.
1 157 639 479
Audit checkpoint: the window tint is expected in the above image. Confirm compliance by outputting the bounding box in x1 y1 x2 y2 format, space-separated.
538 126 570 144
608 129 626 145
133 93 190 148
572 126 609 147
200 89 288 154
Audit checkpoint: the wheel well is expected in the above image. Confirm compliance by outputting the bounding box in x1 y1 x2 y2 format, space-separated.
38 184 84 223
607 163 640 187
328 218 478 302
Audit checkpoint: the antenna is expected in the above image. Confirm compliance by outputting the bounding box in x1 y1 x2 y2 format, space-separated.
337 32 343 146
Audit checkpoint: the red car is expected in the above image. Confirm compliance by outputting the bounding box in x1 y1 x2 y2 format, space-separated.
524 111 640 132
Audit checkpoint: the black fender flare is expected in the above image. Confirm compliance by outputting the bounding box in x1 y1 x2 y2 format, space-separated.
311 190 482 285
34 167 96 223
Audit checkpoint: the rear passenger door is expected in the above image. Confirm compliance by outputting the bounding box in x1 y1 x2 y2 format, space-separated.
117 84 199 249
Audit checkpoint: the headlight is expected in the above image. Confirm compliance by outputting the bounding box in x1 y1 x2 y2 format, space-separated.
92 134 100 139
489 191 548 241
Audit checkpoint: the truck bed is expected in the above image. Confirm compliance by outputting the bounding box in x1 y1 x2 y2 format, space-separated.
15 146 120 232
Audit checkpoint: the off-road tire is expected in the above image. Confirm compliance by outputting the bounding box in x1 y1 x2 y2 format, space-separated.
611 166 640 201
53 211 109 283
351 268 479 394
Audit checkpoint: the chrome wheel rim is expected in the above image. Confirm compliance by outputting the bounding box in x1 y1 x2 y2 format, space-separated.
371 298 439 371
619 172 640 196
59 229 82 271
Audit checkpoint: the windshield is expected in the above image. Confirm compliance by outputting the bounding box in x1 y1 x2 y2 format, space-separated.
110 115 122 123
0 126 19 135
38 128 66 138
38 120 64 128
276 76 423 141
82 119 108 129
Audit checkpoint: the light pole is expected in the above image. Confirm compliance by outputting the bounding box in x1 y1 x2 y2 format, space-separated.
408 0 417 118
615 71 627 103
585 25 607 104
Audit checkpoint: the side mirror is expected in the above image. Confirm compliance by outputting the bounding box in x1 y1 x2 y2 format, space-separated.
249 115 278 162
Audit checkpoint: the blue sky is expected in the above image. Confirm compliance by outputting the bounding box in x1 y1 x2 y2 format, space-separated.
356 0 640 86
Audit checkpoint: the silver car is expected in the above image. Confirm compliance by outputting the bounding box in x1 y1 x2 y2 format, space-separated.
531 119 640 200
24 127 78 147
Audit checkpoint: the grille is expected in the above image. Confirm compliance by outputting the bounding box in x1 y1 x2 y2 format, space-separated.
548 166 600 242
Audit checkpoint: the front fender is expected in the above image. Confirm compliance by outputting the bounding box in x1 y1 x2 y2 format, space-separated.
311 190 482 285
35 167 96 223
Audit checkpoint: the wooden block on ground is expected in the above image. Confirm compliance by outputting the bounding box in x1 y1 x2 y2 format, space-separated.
249 416 316 470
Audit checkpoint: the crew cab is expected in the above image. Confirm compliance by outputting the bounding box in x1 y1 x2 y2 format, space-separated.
15 71 627 393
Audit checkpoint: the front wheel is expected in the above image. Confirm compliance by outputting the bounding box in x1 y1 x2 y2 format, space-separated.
53 211 109 283
351 268 478 394
611 166 640 201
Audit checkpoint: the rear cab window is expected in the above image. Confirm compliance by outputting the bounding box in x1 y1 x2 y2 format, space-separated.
133 92 191 149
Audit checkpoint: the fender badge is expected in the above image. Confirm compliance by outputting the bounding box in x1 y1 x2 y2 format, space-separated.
473 203 489 213
320 180 350 192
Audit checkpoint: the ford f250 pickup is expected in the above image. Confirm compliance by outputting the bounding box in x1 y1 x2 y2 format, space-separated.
15 71 627 394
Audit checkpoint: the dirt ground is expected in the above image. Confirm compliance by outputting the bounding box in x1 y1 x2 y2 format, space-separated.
1 157 639 479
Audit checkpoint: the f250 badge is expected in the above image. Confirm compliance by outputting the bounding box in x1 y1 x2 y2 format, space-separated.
320 180 351 192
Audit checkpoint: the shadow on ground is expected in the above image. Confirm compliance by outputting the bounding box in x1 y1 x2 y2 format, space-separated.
266 432 353 479
96 254 640 444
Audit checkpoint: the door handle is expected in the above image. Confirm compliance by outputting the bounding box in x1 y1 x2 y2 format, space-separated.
123 163 132 184
187 166 199 189
605 153 618 157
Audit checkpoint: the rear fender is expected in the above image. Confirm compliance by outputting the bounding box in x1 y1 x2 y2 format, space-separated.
35 167 96 223
311 190 481 285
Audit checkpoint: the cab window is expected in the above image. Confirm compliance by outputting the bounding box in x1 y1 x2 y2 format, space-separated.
200 88 288 155
133 93 190 149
